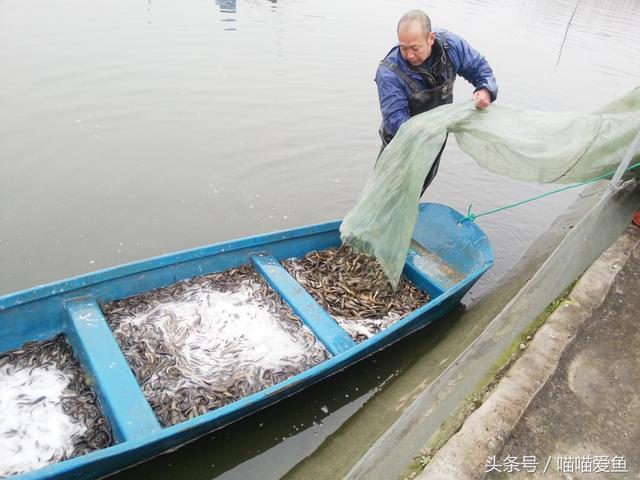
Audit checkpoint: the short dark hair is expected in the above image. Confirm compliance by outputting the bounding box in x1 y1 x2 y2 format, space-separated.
397 10 432 37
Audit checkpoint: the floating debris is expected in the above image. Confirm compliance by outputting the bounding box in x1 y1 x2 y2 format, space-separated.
0 335 113 478
103 265 329 427
283 245 430 342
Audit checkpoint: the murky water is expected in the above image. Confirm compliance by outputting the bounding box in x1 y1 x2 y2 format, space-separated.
1 0 638 478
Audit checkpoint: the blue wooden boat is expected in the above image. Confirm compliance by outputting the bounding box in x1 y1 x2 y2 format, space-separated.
0 203 492 480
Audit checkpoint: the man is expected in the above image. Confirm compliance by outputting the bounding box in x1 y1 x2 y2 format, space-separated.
375 10 498 192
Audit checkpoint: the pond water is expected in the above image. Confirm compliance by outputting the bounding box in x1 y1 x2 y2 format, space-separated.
0 0 638 478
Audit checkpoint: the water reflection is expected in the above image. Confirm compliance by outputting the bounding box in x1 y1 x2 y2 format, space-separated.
215 0 236 30
215 0 236 14
215 0 278 16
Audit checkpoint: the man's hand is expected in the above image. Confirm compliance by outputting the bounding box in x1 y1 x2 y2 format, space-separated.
472 88 491 109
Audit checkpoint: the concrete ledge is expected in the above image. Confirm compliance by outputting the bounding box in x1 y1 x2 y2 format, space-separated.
417 225 640 480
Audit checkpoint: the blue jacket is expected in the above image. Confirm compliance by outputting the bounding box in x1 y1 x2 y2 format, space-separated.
375 29 498 137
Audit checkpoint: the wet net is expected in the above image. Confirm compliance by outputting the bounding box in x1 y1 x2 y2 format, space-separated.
340 87 640 288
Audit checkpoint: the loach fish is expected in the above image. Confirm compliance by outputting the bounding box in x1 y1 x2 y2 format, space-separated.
0 334 113 467
100 245 428 426
282 244 429 342
102 265 329 427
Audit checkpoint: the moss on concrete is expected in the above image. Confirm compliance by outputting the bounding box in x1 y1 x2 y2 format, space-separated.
398 282 576 480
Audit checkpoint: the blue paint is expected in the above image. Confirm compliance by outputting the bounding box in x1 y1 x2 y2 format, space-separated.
403 250 447 296
64 299 161 443
0 203 492 480
412 203 492 275
251 252 356 355
0 221 342 311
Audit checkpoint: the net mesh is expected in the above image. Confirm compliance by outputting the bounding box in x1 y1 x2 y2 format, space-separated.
340 88 640 288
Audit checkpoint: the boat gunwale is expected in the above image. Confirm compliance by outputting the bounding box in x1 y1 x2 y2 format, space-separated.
12 265 487 480
0 220 341 310
3 202 494 480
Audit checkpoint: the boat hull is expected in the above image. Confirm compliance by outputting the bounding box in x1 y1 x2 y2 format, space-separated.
0 203 493 480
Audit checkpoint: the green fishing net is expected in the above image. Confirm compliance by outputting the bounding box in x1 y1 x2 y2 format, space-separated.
340 87 640 288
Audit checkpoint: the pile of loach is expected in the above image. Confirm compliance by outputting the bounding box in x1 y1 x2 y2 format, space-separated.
283 245 430 342
102 265 329 427
0 335 113 478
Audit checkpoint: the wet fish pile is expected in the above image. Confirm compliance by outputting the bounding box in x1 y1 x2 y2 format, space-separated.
283 245 430 342
103 265 329 427
0 334 113 478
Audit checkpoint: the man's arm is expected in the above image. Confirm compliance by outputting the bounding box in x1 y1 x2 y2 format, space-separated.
375 68 411 137
441 30 498 105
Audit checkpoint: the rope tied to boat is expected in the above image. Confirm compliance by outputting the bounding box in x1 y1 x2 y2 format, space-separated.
460 161 640 223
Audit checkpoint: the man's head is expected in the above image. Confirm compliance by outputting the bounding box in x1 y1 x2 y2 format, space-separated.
397 10 435 67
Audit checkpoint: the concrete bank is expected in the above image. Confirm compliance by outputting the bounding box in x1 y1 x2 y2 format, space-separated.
417 223 640 479
346 179 639 480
